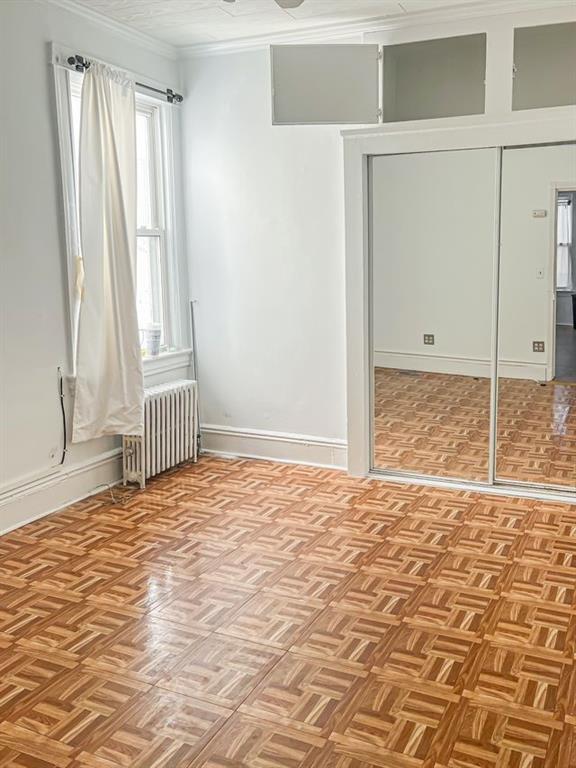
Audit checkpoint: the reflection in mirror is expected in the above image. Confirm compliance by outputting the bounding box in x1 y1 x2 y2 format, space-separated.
497 144 576 488
371 149 498 481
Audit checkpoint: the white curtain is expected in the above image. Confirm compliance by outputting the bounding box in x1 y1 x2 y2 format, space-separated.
72 63 144 442
557 201 573 292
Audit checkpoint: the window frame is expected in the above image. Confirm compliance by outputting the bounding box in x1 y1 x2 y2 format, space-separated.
53 61 184 367
135 96 172 349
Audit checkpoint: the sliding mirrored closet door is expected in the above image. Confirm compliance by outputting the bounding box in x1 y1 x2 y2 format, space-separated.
496 144 576 489
371 149 499 481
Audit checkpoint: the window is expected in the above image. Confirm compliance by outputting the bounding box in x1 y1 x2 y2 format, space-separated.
57 67 181 359
557 196 573 292
134 105 167 348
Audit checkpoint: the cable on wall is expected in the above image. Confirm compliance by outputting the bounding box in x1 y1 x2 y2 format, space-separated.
57 367 67 465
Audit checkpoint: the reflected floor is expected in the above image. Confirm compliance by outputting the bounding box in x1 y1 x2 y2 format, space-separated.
374 367 576 487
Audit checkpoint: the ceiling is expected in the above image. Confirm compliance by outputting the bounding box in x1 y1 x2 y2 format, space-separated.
66 0 523 47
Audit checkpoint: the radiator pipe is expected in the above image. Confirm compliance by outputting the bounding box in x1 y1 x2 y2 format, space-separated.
190 300 201 453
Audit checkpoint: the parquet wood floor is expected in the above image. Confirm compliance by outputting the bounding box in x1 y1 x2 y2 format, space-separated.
0 456 575 767
374 367 576 487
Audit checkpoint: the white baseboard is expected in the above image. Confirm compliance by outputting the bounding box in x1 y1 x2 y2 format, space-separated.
374 350 548 381
200 424 347 469
0 449 122 535
0 422 346 535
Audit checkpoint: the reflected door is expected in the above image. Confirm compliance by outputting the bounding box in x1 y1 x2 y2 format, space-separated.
370 149 499 481
496 144 576 489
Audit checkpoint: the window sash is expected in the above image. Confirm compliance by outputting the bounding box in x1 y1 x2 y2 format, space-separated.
136 103 162 231
136 229 172 350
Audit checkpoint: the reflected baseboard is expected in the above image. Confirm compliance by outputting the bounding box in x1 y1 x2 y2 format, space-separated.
374 350 548 381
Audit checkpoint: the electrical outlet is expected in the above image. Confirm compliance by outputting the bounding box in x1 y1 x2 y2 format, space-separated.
423 334 435 345
533 341 545 353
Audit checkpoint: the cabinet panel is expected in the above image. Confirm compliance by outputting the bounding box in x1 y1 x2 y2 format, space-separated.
513 22 576 111
271 44 379 125
382 34 486 122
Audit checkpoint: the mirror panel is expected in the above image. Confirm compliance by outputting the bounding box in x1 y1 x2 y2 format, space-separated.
371 149 498 481
496 144 576 488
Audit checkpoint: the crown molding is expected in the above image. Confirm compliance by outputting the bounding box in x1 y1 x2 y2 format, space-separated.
179 0 576 58
178 15 384 58
38 0 178 60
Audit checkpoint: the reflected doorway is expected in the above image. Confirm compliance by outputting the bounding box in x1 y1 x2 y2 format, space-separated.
554 191 576 381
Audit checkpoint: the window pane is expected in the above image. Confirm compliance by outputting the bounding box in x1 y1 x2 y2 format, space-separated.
513 22 576 111
382 34 486 122
136 236 164 351
136 111 155 229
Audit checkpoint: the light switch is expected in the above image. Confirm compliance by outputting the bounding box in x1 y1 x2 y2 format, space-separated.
536 268 544 279
532 209 548 218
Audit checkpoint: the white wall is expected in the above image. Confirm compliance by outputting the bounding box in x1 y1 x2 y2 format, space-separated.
181 49 348 464
0 0 185 530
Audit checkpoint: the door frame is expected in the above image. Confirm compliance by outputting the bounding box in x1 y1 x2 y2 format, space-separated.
343 111 576 502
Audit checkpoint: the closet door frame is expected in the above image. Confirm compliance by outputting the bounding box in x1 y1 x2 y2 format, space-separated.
343 113 576 502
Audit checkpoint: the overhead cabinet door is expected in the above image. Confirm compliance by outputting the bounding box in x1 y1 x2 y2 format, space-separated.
271 44 380 125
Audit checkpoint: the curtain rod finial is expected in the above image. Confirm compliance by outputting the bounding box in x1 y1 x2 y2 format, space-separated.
67 54 90 72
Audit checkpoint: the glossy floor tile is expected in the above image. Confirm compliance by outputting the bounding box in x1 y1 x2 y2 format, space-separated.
0 456 575 767
374 367 576 487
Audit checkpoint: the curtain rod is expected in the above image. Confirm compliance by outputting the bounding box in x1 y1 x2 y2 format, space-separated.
67 55 183 104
